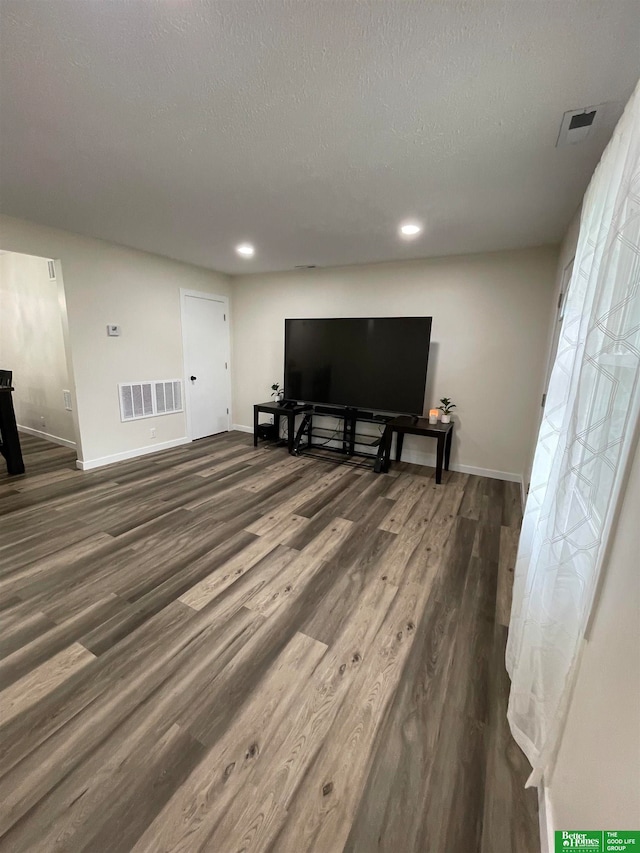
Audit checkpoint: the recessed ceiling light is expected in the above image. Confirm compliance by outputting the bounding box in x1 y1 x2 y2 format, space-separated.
399 221 422 238
235 243 255 258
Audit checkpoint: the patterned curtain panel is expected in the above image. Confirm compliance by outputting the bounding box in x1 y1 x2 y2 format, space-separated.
506 80 640 787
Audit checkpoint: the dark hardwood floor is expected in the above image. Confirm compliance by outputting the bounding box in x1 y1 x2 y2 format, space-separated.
0 431 539 852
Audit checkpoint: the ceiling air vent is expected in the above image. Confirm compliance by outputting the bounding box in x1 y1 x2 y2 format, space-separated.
47 260 56 280
294 265 317 269
556 103 612 147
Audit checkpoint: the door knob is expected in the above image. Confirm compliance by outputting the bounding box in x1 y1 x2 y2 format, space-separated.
190 375 197 381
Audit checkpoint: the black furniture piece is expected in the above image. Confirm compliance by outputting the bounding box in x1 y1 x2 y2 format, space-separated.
0 386 25 475
253 401 312 454
379 416 453 484
284 317 432 415
292 404 390 469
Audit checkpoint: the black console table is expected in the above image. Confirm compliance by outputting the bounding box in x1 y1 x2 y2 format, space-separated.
0 387 25 475
253 400 389 469
379 417 453 484
252 401 453 480
292 404 390 469
253 401 312 454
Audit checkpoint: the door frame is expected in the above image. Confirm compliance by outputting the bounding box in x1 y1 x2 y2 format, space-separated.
180 288 231 441
541 256 575 413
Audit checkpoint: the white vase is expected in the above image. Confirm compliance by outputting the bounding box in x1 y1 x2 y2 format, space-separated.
440 414 451 424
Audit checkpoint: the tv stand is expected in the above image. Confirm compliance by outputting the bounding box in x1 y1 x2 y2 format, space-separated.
291 404 390 470
253 401 312 454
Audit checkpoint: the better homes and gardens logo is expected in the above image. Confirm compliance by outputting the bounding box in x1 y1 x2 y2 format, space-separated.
555 831 640 852
559 833 602 849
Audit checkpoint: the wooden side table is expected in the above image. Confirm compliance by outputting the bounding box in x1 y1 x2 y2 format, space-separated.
380 416 453 484
253 401 312 454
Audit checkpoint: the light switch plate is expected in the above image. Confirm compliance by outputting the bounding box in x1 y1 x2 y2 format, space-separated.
107 324 121 336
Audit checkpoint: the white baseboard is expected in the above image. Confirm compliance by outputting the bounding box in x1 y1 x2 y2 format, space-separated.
18 424 77 450
397 447 521 482
76 436 190 471
230 423 520 482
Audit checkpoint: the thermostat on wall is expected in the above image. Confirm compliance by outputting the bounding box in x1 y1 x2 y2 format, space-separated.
107 324 121 336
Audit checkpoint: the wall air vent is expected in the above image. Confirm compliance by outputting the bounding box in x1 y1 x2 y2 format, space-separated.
118 379 183 422
154 379 182 415
556 102 615 147
47 260 56 280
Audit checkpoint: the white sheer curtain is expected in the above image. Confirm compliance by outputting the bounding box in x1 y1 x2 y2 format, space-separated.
506 81 640 787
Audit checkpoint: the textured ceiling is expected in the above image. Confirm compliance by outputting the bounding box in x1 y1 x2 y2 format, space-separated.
1 1 639 274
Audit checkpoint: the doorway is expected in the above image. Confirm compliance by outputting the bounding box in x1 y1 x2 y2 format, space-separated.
0 250 79 459
180 289 231 440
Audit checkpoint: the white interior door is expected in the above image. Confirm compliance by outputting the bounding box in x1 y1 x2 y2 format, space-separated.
182 292 230 440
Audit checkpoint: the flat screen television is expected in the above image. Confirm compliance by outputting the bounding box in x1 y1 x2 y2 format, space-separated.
284 317 432 415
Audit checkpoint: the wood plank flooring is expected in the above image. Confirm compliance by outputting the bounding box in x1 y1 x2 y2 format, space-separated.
0 432 539 852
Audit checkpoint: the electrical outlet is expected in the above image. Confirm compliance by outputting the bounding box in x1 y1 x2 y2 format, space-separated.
150 427 157 439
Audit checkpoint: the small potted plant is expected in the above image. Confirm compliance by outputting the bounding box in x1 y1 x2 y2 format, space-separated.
438 397 456 424
271 382 284 405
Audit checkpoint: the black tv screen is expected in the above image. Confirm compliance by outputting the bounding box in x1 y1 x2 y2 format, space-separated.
284 317 432 414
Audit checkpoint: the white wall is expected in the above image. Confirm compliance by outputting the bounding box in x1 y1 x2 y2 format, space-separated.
231 246 558 480
0 215 231 467
545 437 640 833
0 250 76 446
